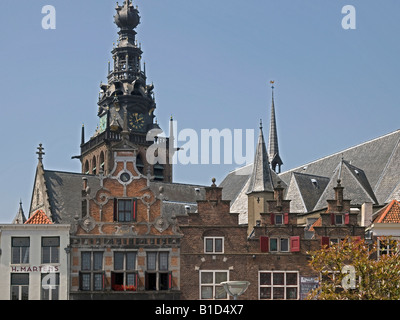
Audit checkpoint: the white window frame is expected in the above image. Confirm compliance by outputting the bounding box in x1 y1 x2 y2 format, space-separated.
258 271 299 300
204 237 224 254
329 238 346 246
378 238 399 258
199 270 229 300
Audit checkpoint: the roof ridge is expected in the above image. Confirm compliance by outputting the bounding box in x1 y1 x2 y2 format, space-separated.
342 162 378 204
292 171 330 179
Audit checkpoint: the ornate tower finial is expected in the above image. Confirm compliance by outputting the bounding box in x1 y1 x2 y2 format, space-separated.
36 143 45 164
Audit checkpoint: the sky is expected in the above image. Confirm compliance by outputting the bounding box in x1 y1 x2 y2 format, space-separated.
0 0 399 223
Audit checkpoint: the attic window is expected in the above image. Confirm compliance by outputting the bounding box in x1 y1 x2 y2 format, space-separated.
311 179 318 188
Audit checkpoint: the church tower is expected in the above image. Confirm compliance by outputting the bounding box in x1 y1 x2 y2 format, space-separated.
246 121 276 235
79 1 172 182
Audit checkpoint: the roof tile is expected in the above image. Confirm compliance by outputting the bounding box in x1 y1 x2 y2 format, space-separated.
25 210 53 225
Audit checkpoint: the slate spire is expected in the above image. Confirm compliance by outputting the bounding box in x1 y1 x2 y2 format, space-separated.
12 200 26 224
268 82 283 173
246 120 275 194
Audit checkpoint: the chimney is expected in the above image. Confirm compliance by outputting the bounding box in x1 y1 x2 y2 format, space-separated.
274 181 284 210
334 179 344 210
361 202 373 227
205 178 222 201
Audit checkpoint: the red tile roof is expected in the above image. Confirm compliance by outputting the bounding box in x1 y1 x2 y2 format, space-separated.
374 200 400 224
309 217 322 231
24 210 53 225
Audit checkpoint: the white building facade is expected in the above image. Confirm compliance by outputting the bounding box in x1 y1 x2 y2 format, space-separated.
0 224 70 300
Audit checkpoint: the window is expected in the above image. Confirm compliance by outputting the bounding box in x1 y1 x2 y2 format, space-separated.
11 237 30 264
200 271 228 300
112 251 138 291
331 213 350 225
271 213 289 225
10 274 29 300
204 237 224 254
270 237 289 252
84 160 89 175
259 271 299 300
79 251 104 291
154 164 164 181
81 199 87 218
42 237 60 264
330 238 346 245
136 155 144 174
41 273 60 300
335 214 344 225
114 198 137 222
92 156 97 175
99 152 105 172
378 238 399 258
145 252 171 291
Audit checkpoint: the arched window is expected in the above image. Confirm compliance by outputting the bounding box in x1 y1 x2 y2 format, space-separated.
136 154 144 174
99 152 105 173
154 163 164 181
84 160 89 175
92 156 97 175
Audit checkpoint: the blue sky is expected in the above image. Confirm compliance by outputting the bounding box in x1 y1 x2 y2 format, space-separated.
0 0 399 222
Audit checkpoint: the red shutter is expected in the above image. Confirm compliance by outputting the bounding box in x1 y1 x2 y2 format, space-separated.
284 213 289 225
260 236 269 252
114 198 118 221
330 213 335 225
344 213 350 225
168 272 172 290
111 272 116 290
321 236 330 248
132 199 137 221
270 213 275 225
290 236 300 252
352 236 361 243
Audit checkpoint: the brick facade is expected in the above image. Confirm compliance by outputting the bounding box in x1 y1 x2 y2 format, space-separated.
178 180 365 300
69 146 181 300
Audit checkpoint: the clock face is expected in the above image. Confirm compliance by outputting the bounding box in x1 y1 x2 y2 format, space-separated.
129 112 145 131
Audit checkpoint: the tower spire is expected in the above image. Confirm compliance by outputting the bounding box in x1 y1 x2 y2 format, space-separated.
12 200 26 224
268 81 283 173
246 122 274 194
